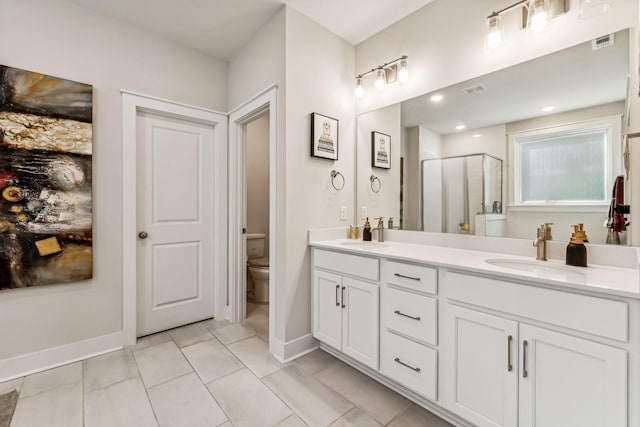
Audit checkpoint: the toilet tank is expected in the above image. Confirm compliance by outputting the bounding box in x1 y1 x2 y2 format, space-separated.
246 233 266 259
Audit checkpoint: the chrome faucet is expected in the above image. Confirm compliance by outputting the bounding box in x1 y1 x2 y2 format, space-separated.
372 217 385 242
533 223 553 261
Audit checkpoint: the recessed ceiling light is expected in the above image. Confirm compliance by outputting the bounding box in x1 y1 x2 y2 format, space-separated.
541 105 555 112
430 94 444 102
456 124 466 131
473 134 482 138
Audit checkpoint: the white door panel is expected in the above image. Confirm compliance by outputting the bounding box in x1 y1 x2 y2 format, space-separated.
137 112 216 336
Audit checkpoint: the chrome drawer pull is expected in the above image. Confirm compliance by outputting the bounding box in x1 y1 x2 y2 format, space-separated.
341 286 346 309
394 357 421 372
394 273 420 281
394 310 421 321
335 285 340 306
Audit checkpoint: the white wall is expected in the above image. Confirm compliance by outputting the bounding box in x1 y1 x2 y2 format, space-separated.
403 127 420 229
418 126 443 161
355 0 636 115
246 114 270 254
284 8 355 343
357 103 401 225
0 0 227 362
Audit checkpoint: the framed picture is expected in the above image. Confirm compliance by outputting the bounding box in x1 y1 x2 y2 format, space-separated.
371 131 391 169
311 112 338 160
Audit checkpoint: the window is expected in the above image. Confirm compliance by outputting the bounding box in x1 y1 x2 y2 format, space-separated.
509 115 621 211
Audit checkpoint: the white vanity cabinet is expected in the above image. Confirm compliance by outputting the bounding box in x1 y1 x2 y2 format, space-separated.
445 271 628 427
380 260 439 400
312 249 380 369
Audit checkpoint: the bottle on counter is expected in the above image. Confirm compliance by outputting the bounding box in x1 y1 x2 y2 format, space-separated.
363 217 372 241
566 224 588 267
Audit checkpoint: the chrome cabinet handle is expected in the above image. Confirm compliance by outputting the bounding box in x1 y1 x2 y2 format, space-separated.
335 285 339 306
394 273 420 281
507 335 513 372
522 340 528 378
341 286 345 308
394 357 421 372
394 310 421 321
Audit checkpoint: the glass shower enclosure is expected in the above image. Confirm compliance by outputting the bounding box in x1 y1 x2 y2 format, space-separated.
422 153 503 236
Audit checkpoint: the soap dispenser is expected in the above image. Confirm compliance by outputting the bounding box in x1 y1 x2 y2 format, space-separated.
363 217 372 241
566 224 587 267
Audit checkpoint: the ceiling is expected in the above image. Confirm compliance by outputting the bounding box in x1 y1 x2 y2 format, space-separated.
401 30 629 135
67 0 435 59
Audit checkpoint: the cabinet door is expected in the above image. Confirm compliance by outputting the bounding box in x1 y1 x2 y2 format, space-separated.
312 270 342 350
519 324 627 427
446 306 518 427
342 277 379 369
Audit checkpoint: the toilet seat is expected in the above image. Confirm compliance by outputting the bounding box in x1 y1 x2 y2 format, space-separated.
248 257 269 269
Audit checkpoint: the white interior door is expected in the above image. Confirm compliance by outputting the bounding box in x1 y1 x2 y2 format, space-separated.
136 111 216 336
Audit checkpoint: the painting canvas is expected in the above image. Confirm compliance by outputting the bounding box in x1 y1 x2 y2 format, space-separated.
0 65 92 290
311 112 339 160
372 131 391 169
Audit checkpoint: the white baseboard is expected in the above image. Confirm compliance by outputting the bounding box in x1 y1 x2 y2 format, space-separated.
270 333 318 363
0 331 124 382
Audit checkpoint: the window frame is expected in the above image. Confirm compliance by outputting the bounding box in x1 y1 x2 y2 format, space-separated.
508 115 622 212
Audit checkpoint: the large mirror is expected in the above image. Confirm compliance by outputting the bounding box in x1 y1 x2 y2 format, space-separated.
357 29 630 244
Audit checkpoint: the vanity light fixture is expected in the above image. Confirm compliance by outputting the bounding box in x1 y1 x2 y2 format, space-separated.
485 0 566 50
354 55 408 99
374 68 387 92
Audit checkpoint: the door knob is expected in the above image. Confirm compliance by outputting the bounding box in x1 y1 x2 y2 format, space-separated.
138 231 148 239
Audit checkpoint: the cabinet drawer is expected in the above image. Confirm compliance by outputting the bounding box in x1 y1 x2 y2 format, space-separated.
384 287 437 345
314 249 379 281
381 330 437 400
383 260 437 294
446 271 628 342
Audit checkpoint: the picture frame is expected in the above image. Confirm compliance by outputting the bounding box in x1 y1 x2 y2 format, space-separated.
371 131 391 169
311 112 338 160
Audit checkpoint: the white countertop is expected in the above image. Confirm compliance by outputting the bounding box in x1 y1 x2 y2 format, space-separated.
310 239 640 299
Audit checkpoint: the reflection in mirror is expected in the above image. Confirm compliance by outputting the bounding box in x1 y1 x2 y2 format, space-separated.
357 29 630 244
422 154 503 236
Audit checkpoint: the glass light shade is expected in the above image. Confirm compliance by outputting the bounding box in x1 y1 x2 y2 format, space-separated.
374 68 386 92
398 58 409 83
354 77 364 99
578 0 611 19
485 15 504 50
529 0 549 32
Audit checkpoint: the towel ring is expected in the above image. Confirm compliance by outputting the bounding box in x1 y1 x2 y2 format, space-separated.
370 175 381 193
330 170 345 191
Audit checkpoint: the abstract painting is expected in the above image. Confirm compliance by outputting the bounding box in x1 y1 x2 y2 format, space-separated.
0 65 92 290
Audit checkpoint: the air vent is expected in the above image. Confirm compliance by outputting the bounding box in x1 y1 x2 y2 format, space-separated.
592 34 614 50
463 84 485 95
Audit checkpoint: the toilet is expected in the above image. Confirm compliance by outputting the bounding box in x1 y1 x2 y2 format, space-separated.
247 233 269 303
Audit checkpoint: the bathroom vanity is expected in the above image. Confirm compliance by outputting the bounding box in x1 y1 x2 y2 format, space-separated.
309 230 640 427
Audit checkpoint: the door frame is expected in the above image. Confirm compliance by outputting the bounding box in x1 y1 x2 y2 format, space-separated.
121 91 228 344
228 86 278 354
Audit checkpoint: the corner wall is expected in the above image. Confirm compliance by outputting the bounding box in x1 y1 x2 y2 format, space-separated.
0 0 227 370
284 8 356 345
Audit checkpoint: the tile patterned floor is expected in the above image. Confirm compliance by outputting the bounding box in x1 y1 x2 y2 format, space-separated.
1 302 454 426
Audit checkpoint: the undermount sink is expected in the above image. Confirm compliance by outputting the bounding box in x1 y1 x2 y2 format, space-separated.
340 241 389 248
485 258 587 280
